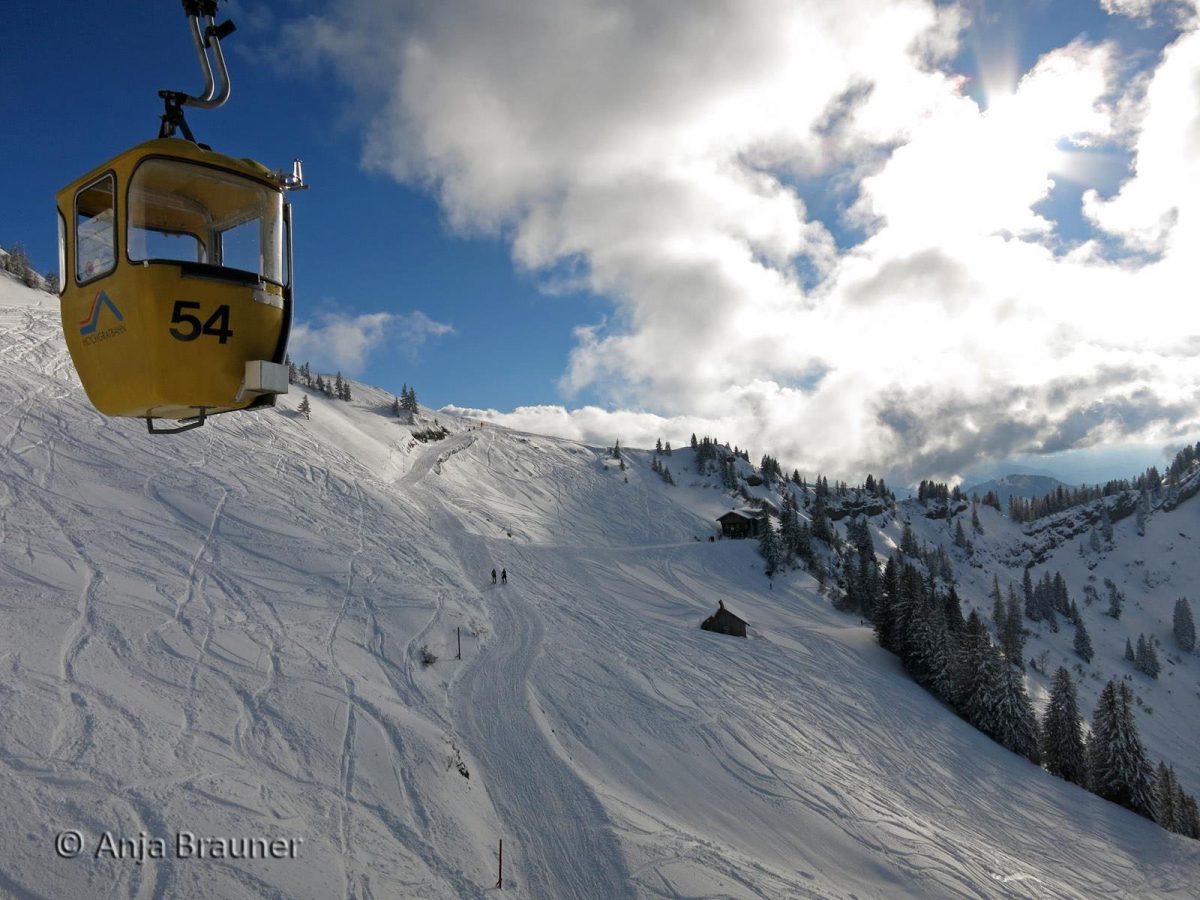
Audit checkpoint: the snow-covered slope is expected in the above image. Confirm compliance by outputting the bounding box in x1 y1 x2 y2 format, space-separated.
1 270 1198 898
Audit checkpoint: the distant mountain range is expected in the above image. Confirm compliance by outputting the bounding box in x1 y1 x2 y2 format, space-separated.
963 473 1076 507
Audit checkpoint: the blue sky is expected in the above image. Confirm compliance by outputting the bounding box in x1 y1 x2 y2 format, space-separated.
0 0 608 411
3 1 1199 484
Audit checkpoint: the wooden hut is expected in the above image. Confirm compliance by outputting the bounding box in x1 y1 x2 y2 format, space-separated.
717 509 763 539
701 600 747 638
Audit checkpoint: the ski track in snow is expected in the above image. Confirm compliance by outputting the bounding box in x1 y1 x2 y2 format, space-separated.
0 278 1198 898
442 521 636 897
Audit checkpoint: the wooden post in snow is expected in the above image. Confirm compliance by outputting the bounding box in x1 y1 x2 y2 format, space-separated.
496 838 503 890
457 627 462 660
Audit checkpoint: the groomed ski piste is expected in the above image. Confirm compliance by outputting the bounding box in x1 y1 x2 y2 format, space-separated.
1 270 1198 898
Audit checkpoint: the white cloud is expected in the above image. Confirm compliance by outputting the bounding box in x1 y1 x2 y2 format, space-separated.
290 309 453 375
288 1 1200 481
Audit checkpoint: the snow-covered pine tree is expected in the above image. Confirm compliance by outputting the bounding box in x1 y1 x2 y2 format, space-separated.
1074 615 1093 663
901 586 948 691
1099 504 1114 543
992 663 1040 763
1022 568 1035 620
1088 680 1155 818
971 501 983 534
1003 586 1025 670
1106 579 1123 619
1154 762 1179 833
758 519 782 575
810 492 832 544
1053 572 1071 617
1174 598 1196 652
839 551 860 614
874 556 900 652
1124 637 1136 663
990 576 1005 632
1041 667 1086 785
953 518 968 548
942 585 964 636
1135 635 1160 678
952 610 999 726
1136 489 1150 536
334 372 345 399
298 395 311 420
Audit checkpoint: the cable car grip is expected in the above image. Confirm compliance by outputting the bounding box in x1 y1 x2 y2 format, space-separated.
145 408 210 435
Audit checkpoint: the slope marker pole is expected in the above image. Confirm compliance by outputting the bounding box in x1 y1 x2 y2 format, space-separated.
496 838 503 890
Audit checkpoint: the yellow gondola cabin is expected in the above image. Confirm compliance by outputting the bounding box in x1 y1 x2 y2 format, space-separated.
56 138 294 433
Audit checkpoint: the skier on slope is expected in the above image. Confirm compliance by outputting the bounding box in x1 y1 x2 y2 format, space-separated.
491 568 497 584
501 568 507 585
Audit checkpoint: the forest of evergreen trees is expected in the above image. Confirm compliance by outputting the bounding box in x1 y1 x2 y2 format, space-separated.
1006 442 1200 523
739 445 1200 840
286 357 354 402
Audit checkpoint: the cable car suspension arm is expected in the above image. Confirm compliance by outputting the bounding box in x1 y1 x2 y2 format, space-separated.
159 0 236 140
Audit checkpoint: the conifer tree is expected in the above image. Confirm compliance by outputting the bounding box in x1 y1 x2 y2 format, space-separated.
1088 681 1155 818
392 396 401 416
758 519 782 575
690 433 698 450
953 518 968 549
1003 586 1025 670
1106 580 1124 619
298 395 311 420
1041 667 1086 785
990 576 1005 632
874 556 901 651
953 610 999 725
942 585 964 636
1174 598 1196 652
810 491 833 544
993 663 1040 763
664 441 672 455
1135 635 1160 678
1154 763 1179 833
1022 568 1035 620
1074 615 1094 663
1124 637 1136 663
901 585 948 690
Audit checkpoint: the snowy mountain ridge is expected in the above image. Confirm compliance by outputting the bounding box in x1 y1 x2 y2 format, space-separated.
1 269 1198 898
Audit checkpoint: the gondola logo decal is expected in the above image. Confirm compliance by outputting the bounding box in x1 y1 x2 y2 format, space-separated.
80 290 127 345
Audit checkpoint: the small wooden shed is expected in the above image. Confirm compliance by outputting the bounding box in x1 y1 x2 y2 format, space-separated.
717 509 763 539
701 600 747 638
